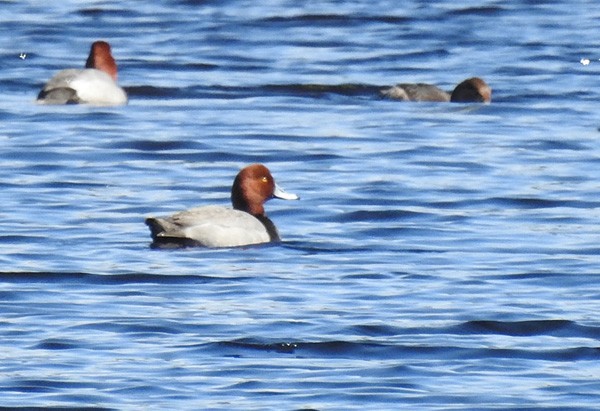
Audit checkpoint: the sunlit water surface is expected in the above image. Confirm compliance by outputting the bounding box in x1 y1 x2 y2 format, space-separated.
1 1 599 410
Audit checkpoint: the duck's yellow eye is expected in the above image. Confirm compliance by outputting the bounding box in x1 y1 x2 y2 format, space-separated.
261 176 268 183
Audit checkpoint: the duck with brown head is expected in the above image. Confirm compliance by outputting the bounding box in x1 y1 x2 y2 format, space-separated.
37 41 127 106
381 77 492 103
145 164 299 248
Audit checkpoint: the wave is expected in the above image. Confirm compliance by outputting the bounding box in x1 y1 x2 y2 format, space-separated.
125 83 386 100
0 271 248 284
207 337 600 362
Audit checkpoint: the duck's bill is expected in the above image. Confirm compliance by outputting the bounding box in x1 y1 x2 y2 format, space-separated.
274 183 299 200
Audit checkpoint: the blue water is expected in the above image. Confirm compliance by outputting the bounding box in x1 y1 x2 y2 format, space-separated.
1 1 600 409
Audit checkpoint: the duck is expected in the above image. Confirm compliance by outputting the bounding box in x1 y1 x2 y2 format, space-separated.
381 77 491 103
145 164 299 248
37 41 127 106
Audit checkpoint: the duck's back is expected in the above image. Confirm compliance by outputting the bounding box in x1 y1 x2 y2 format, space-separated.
146 205 273 248
382 83 450 102
37 69 83 103
37 68 127 106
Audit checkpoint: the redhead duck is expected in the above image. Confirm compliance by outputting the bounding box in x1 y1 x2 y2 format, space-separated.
37 41 127 106
145 164 299 248
381 77 491 103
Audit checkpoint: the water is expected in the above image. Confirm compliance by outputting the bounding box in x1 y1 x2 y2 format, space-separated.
1 1 599 409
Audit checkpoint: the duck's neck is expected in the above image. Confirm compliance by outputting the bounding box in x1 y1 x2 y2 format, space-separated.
255 215 280 242
85 52 118 81
231 188 266 216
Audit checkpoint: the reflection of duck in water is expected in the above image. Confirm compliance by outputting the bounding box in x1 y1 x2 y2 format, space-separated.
381 77 491 103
